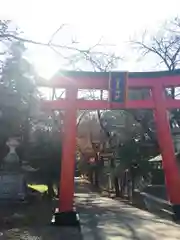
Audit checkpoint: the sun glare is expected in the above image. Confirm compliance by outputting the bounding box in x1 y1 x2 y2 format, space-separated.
5 0 180 79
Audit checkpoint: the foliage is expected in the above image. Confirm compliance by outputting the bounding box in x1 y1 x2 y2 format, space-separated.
132 17 180 129
0 20 62 192
29 131 62 182
116 139 158 174
133 18 180 71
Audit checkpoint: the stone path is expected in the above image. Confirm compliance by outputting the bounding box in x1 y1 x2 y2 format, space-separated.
75 182 180 240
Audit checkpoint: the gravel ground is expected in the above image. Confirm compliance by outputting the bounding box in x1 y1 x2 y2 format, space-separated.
0 195 82 240
0 227 82 240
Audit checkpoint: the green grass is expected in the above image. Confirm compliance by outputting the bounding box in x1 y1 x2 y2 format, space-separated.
28 184 48 193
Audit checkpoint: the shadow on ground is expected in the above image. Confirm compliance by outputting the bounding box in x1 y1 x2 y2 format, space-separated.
75 181 180 240
0 187 82 240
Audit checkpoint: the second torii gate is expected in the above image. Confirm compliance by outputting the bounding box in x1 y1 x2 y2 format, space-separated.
41 70 180 225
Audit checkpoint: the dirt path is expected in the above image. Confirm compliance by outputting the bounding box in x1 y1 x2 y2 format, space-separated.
75 181 180 239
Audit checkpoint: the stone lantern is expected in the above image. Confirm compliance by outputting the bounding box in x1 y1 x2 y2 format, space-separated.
2 137 21 172
0 137 27 201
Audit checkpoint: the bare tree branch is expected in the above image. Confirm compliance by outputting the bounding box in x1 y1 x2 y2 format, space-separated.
132 19 180 72
77 110 88 127
48 24 68 44
129 16 180 134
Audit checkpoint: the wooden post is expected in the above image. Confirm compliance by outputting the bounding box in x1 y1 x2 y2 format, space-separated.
152 83 180 220
59 87 77 212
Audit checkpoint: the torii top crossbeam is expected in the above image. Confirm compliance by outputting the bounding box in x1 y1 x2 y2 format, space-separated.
42 69 180 89
41 69 180 110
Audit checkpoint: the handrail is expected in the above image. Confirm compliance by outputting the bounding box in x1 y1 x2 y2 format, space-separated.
141 192 171 205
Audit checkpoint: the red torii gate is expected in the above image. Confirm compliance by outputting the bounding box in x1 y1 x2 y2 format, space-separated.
41 70 180 225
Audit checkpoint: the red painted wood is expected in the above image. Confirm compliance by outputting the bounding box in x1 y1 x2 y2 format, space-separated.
152 84 180 204
166 99 180 109
40 70 180 211
41 99 155 110
159 75 180 87
48 74 180 89
58 88 77 212
41 98 180 110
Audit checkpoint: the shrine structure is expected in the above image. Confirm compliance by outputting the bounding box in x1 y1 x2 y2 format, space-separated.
40 69 180 225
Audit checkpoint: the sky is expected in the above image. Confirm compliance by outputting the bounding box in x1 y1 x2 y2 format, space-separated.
1 0 180 79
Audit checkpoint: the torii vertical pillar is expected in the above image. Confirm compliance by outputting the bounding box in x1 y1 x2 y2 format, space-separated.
52 87 80 227
152 84 180 221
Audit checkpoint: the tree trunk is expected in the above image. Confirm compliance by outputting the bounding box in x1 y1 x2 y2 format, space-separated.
114 177 120 197
88 170 93 184
131 177 135 200
94 167 99 188
47 180 55 199
54 181 60 197
122 172 127 198
171 87 175 99
120 174 125 197
94 153 99 188
130 165 137 200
